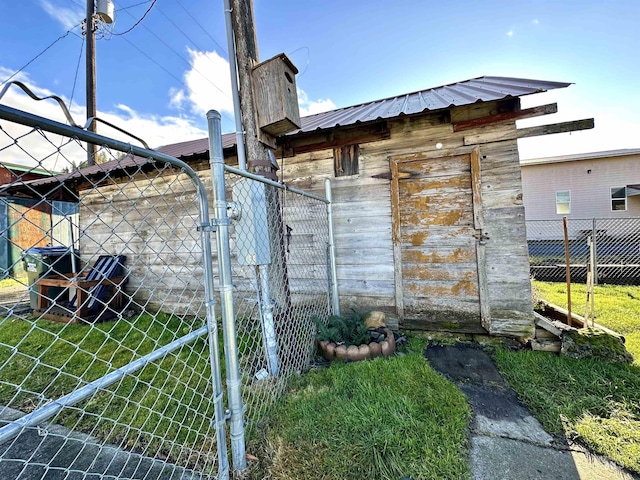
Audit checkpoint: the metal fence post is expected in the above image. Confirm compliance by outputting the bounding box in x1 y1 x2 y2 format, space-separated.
206 110 247 471
325 178 340 316
592 217 599 285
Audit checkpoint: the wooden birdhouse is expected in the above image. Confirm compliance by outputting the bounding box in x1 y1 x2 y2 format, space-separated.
251 53 301 136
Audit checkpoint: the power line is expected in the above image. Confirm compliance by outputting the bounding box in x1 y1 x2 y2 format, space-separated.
174 0 228 57
154 5 207 54
1 28 79 86
113 0 157 36
125 16 230 100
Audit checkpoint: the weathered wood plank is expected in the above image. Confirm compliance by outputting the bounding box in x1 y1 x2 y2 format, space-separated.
464 119 595 145
453 103 557 132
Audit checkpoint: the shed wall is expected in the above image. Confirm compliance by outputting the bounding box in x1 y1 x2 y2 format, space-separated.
77 101 534 337
280 102 534 337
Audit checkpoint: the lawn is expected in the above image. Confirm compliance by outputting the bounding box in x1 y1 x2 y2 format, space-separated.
0 313 220 473
494 281 640 474
532 281 640 359
246 338 471 480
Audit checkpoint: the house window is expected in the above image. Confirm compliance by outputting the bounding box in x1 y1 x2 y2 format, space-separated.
611 186 627 211
333 144 359 177
556 190 570 214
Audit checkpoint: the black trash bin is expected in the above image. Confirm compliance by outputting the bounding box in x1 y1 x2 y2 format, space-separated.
22 246 76 309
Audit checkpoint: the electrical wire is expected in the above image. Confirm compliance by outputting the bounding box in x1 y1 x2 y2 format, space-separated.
116 26 235 125
113 0 157 36
53 36 86 172
174 0 228 56
154 5 207 54
1 28 79 86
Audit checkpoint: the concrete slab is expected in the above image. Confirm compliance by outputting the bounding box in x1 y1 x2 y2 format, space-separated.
0 406 207 480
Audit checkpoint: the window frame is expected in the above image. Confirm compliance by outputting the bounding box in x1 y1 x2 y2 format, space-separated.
555 190 571 215
333 144 360 177
610 186 627 212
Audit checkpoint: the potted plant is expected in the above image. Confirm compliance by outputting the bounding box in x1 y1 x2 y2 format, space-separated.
315 310 396 362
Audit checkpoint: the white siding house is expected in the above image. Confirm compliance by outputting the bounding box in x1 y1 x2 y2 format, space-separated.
521 149 640 221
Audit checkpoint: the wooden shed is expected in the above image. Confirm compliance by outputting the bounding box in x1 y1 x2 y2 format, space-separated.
160 77 592 337
29 76 592 338
184 76 590 338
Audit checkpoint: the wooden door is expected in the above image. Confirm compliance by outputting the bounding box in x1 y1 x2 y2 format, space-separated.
391 148 489 332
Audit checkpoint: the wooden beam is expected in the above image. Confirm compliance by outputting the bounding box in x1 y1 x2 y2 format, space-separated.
453 103 558 132
463 118 594 145
279 122 390 156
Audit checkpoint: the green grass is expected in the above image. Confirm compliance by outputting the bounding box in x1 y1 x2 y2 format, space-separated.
247 339 471 480
494 281 640 474
533 281 640 360
0 313 218 471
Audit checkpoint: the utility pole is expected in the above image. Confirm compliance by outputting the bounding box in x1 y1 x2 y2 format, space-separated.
226 1 294 473
228 0 268 163
85 0 97 166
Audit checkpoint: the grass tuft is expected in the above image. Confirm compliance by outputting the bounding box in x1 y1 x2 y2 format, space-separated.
248 343 471 480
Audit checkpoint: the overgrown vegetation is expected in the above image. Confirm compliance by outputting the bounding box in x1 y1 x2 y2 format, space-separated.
533 281 640 359
495 281 640 474
247 338 471 480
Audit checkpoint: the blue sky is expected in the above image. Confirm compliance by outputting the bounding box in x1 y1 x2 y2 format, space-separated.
1 0 639 166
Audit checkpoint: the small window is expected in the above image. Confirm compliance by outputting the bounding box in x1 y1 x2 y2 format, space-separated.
611 186 627 211
333 144 359 177
556 190 570 214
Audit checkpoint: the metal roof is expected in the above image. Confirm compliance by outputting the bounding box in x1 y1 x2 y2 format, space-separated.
521 148 640 166
156 76 570 159
12 75 571 193
290 76 571 135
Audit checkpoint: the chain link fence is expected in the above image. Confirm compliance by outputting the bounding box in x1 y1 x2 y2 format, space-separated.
0 88 336 479
527 218 640 284
224 171 332 438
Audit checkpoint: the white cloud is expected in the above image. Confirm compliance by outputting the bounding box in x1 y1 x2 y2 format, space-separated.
167 49 337 120
169 49 233 117
39 0 84 31
0 67 206 171
297 89 336 117
507 29 514 37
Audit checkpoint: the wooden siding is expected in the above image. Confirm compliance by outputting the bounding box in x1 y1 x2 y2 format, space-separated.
78 99 535 337
276 102 534 337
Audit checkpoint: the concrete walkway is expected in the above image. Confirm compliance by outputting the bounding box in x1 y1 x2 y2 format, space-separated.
0 406 206 480
425 344 637 480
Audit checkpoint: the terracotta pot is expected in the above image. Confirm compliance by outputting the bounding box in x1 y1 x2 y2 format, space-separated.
317 328 396 362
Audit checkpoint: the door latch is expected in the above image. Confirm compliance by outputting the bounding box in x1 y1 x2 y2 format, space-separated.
472 231 490 245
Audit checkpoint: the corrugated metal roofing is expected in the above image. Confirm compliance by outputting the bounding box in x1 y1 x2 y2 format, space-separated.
289 76 571 135
521 148 640 166
156 76 570 159
14 75 571 190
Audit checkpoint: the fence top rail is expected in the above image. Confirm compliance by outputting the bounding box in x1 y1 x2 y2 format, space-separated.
0 103 211 222
527 218 640 222
223 164 329 204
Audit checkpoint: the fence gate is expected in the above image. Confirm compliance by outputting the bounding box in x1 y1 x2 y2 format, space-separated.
0 87 229 479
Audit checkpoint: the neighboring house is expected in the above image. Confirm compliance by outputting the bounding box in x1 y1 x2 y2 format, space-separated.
20 76 593 338
521 149 640 283
0 163 62 277
0 162 52 186
521 149 640 220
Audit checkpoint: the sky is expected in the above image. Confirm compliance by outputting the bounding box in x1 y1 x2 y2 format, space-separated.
0 0 639 169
